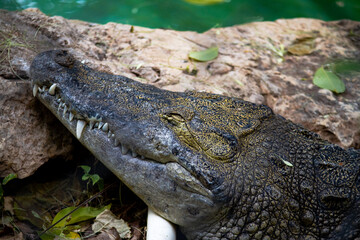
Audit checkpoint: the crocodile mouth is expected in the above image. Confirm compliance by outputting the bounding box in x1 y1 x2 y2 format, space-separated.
32 82 213 198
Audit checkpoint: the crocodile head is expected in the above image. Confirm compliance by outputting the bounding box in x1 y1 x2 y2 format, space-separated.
30 50 360 239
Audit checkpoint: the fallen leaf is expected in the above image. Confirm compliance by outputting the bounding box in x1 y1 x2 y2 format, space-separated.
189 47 218 62
287 37 316 55
313 66 345 93
92 209 131 239
52 204 111 227
184 0 228 5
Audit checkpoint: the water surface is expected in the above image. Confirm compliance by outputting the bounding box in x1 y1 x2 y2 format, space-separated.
1 0 360 32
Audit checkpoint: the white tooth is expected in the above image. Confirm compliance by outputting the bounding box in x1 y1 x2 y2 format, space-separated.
89 120 95 129
76 120 86 139
48 83 57 95
111 134 115 139
98 122 104 129
33 84 38 97
38 86 44 93
132 151 138 158
61 102 66 108
102 123 109 132
63 105 68 116
108 131 112 138
114 139 120 146
41 86 46 92
57 98 61 103
121 145 129 155
69 112 74 121
94 122 99 128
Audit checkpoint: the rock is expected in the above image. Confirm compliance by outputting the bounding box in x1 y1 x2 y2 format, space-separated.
0 78 73 179
0 9 359 178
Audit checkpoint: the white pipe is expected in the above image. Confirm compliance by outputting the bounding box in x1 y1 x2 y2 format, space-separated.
146 208 176 240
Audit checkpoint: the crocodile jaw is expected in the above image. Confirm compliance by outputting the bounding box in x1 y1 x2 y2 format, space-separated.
30 50 219 228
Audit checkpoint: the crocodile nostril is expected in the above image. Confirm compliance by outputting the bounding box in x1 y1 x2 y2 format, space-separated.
54 50 75 68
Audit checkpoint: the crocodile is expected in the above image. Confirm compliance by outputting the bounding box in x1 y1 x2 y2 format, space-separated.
30 50 360 240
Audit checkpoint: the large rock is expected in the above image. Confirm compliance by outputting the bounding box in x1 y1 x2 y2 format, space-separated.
0 79 73 179
0 8 359 178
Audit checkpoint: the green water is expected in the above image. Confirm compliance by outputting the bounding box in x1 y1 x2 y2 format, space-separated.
1 0 360 32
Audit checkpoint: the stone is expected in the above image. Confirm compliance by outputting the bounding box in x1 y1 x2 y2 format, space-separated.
0 78 73 179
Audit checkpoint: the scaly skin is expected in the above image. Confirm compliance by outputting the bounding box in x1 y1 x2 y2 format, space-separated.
30 50 360 240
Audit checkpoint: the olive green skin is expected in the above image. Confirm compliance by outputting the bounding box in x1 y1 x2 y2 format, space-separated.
30 50 360 239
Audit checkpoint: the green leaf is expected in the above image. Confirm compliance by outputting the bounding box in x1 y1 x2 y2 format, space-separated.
90 174 100 186
2 173 17 185
97 179 104 191
80 165 91 174
189 47 218 62
52 204 111 228
330 60 360 74
39 232 56 240
82 173 90 181
31 210 42 220
313 66 345 94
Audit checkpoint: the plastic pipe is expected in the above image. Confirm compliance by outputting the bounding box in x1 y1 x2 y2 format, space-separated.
146 208 176 240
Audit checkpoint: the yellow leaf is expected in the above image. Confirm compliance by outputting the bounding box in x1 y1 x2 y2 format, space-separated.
184 0 228 5
287 37 316 56
66 232 81 239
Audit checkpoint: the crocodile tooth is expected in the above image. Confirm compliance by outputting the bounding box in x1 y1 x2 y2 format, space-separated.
121 145 129 155
111 134 115 139
61 102 66 108
108 131 112 138
89 120 95 129
94 122 99 128
98 122 104 129
57 98 62 103
48 83 57 95
128 150 133 156
76 120 86 139
69 112 74 122
132 151 138 158
102 123 109 132
63 105 68 116
33 84 39 97
38 86 44 93
114 139 120 146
